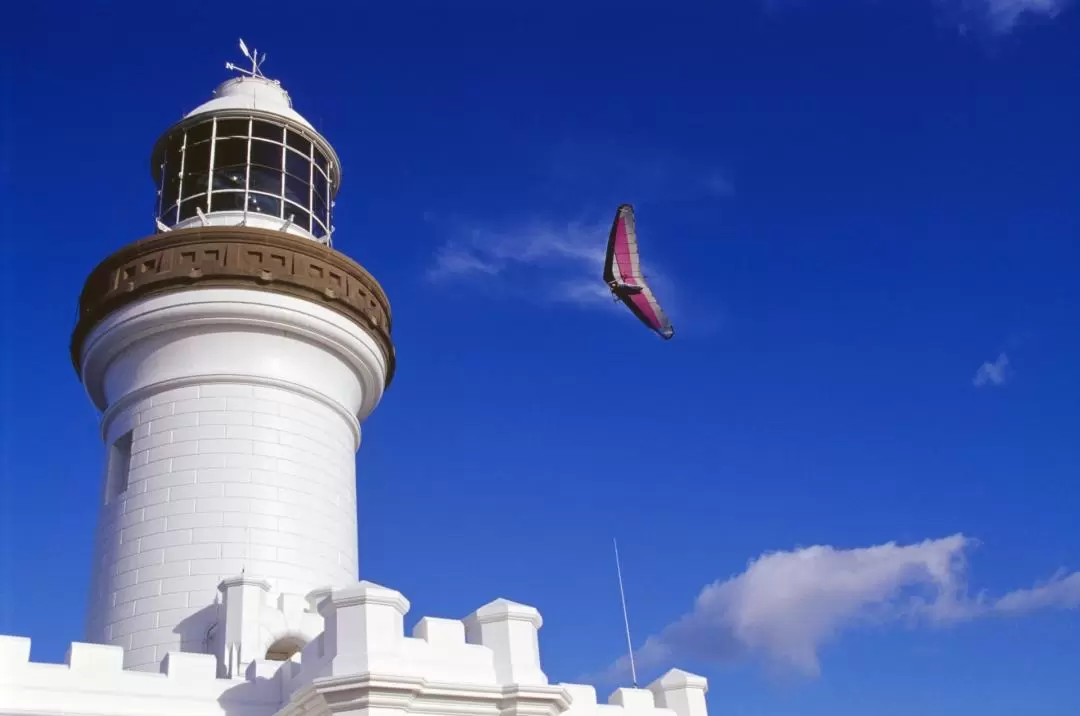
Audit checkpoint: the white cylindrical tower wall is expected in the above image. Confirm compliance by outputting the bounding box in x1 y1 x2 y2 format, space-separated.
74 52 393 673
79 286 388 671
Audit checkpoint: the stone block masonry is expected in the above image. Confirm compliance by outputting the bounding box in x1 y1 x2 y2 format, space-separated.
86 382 361 671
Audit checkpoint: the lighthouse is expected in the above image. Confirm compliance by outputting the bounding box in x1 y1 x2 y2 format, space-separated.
0 42 710 716
70 43 395 672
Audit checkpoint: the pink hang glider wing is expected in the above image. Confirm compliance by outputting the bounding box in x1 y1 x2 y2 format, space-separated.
603 204 674 340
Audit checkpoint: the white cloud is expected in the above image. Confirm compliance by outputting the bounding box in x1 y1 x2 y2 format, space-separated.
426 217 667 310
989 570 1080 614
973 352 1010 387
764 0 1070 32
428 220 605 279
423 214 726 335
962 0 1071 31
596 535 1080 682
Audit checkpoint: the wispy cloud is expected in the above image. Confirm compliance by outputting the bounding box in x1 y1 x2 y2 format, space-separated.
973 352 1010 388
594 535 1080 682
764 0 1070 32
959 0 1072 32
427 216 668 310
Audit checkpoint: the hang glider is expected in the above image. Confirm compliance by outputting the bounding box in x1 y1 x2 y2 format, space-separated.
603 204 674 340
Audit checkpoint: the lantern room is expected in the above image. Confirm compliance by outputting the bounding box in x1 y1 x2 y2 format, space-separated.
149 68 341 243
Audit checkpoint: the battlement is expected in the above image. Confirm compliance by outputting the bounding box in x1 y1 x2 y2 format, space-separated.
0 580 708 716
0 636 279 716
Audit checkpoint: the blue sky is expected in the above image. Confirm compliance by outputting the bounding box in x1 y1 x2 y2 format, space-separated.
2 1 1080 714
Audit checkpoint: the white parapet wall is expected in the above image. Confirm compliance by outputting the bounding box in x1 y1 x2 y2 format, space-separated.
0 581 709 716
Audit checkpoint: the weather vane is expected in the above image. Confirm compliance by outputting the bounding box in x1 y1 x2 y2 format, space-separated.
225 38 267 79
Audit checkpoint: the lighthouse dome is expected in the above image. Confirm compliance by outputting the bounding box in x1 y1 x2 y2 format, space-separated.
184 75 315 131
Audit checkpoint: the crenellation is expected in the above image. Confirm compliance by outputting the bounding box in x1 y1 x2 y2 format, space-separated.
465 598 547 686
608 688 657 710
67 642 126 672
646 669 709 716
1 586 708 716
562 683 600 707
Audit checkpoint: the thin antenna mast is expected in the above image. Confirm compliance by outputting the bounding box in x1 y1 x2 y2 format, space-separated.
613 537 639 688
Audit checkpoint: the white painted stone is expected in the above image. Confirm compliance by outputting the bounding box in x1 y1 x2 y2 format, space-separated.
647 669 710 716
77 287 387 670
2 583 710 716
464 597 547 685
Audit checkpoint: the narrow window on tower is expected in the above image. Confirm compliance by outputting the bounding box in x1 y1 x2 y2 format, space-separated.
104 430 133 504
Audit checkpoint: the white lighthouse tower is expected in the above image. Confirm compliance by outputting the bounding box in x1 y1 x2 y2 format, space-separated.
70 42 395 672
1 43 710 716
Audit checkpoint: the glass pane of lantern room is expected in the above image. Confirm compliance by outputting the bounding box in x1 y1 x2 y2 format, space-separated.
248 193 281 217
179 196 207 221
285 150 309 181
182 173 210 201
284 174 308 207
289 207 311 232
210 191 246 212
162 166 182 212
250 166 283 195
250 140 283 170
213 165 246 192
286 130 311 156
216 118 250 139
252 120 284 142
184 141 211 175
313 171 328 203
187 121 213 146
214 138 248 169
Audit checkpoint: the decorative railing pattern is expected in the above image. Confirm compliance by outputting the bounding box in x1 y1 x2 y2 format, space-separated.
71 227 395 385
